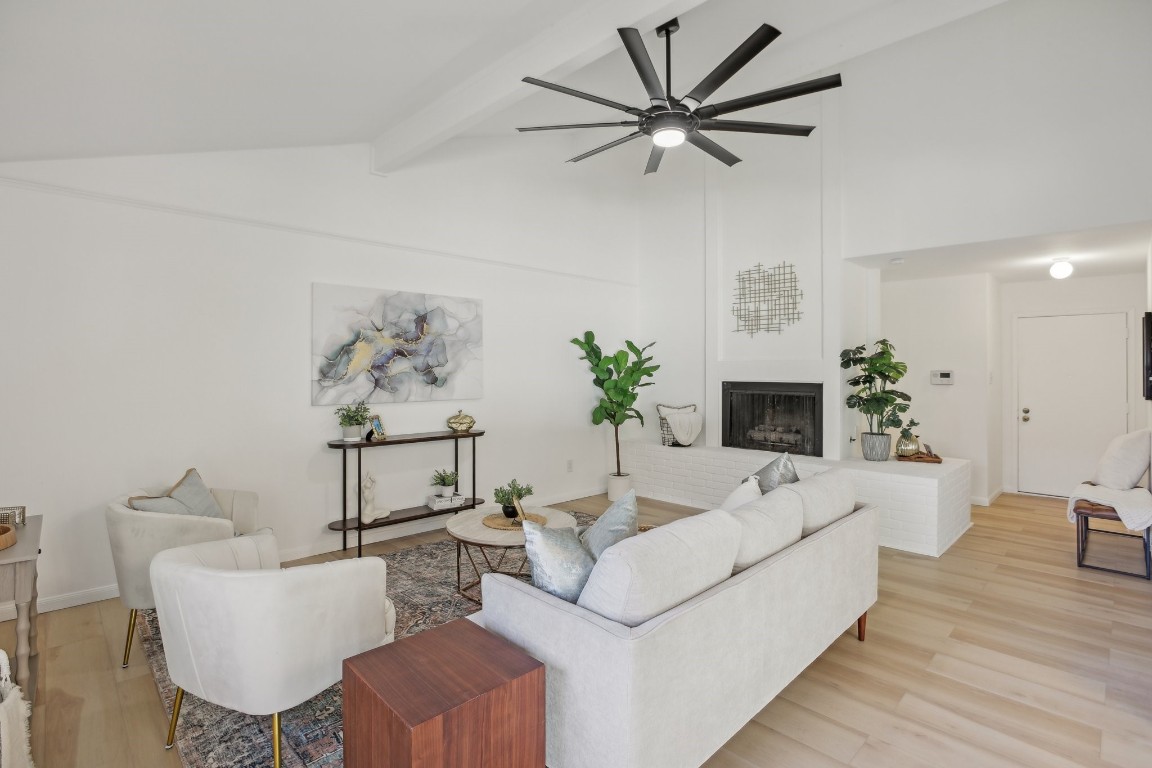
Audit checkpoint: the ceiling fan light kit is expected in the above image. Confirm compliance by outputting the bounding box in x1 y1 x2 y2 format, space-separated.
519 18 841 174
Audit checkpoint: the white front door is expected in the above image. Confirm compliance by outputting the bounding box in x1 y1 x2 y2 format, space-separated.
1017 312 1128 496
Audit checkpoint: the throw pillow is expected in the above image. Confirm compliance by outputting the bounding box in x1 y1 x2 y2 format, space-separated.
128 468 226 518
729 487 804 572
1092 429 1151 490
580 489 639 560
656 404 697 417
720 476 763 512
747 453 800 494
522 521 596 603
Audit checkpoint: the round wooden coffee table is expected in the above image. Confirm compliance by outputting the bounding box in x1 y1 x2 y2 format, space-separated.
445 505 576 603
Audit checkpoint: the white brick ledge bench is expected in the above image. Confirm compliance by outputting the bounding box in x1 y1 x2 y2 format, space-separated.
622 441 971 557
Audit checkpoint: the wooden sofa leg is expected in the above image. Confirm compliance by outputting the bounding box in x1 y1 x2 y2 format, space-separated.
857 612 867 642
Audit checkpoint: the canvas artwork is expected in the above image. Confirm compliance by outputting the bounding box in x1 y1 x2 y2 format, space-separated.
312 283 483 405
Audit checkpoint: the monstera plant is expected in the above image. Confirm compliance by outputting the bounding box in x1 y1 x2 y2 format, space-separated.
840 338 910 461
571 331 658 497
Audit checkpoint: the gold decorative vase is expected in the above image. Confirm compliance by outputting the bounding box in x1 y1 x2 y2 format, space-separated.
895 434 921 457
446 410 476 433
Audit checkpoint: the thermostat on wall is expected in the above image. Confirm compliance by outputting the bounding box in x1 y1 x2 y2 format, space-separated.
931 370 954 385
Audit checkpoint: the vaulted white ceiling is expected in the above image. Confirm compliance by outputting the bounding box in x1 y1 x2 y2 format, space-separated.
0 0 1007 166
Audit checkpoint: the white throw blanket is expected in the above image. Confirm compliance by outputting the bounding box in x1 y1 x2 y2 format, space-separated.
665 412 702 446
1067 483 1152 532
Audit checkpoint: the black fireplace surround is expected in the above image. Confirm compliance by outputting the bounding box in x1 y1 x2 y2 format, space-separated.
722 381 823 457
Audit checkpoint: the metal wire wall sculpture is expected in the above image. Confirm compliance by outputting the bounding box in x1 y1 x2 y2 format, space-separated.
731 262 803 336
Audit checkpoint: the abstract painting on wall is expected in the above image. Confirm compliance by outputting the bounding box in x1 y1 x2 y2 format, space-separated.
312 283 483 405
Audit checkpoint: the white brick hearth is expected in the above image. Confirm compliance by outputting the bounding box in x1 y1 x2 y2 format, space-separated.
622 441 971 557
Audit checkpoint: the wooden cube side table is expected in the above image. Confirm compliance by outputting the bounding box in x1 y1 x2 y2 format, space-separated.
343 618 545 768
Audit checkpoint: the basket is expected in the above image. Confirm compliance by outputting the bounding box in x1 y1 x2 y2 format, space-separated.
657 404 697 447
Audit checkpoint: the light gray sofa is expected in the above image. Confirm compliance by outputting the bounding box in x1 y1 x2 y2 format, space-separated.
474 483 878 768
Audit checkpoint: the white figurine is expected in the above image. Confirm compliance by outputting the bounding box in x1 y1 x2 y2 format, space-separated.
360 471 390 523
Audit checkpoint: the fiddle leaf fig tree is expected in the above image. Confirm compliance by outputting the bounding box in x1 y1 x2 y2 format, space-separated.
571 331 659 476
840 338 911 434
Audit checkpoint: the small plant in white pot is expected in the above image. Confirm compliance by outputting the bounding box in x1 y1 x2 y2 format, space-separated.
839 339 911 461
430 469 458 498
334 400 371 442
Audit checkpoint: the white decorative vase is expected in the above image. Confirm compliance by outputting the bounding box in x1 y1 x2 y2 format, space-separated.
860 432 892 461
342 425 363 442
607 473 632 501
438 485 455 498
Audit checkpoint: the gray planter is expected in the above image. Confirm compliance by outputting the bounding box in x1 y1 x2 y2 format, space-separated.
860 432 892 461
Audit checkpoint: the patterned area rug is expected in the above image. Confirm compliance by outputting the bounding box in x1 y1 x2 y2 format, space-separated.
140 513 595 768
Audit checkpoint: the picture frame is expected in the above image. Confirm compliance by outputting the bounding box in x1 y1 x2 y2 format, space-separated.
368 415 386 441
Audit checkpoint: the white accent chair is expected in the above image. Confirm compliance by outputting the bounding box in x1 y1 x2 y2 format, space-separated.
105 487 261 668
150 533 395 767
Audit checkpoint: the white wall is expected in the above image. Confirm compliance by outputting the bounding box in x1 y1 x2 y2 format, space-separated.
0 140 641 610
881 274 999 503
1000 273 1147 492
839 0 1152 259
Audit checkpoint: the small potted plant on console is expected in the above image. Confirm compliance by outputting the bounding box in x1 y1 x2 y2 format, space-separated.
334 400 372 442
430 469 458 498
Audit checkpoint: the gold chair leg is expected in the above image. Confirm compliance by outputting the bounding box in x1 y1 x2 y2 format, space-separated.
272 711 282 768
121 608 137 668
165 687 184 749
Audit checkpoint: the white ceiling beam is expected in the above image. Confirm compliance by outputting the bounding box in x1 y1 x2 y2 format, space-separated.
369 0 709 175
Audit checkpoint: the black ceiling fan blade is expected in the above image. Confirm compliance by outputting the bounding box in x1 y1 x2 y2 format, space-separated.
518 121 639 132
523 77 646 116
682 24 781 109
697 119 814 136
644 145 665 175
618 28 668 107
686 132 741 166
568 131 644 163
697 73 842 118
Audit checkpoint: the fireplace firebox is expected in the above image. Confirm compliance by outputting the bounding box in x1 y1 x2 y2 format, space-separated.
722 382 822 457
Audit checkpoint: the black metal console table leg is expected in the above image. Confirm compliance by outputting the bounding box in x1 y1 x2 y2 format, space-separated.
341 449 348 552
357 447 363 558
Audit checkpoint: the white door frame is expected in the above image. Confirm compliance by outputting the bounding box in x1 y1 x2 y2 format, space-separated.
1003 307 1141 494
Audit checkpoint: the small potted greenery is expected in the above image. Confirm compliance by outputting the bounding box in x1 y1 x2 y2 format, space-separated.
896 418 921 457
430 469 458 498
493 479 534 519
334 399 372 441
840 339 911 461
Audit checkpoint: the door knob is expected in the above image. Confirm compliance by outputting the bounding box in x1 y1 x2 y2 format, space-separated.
1022 408 1030 414
1022 415 1031 422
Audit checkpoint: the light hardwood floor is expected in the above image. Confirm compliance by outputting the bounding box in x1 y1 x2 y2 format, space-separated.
13 493 1152 767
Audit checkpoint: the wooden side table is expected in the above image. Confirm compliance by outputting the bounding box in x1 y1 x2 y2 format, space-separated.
343 618 544 768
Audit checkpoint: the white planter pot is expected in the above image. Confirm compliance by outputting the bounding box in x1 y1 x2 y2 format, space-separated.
342 425 364 442
438 485 455 498
607 473 632 501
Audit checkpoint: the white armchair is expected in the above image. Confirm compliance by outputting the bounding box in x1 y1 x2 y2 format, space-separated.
150 533 395 767
105 487 261 668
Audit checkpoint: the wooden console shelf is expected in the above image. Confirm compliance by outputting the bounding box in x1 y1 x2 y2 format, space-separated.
327 429 485 557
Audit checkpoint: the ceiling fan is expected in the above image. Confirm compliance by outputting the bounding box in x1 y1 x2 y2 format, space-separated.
518 18 842 174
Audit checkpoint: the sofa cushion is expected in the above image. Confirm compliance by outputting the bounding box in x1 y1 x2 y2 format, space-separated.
729 487 804 572
128 468 225 518
783 469 856 537
747 453 800 493
577 509 741 627
719 476 763 512
1092 429 1151 490
581 490 638 560
523 521 596 603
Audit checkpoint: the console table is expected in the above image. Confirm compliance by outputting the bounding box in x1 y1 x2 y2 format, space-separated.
0 516 40 703
343 618 544 768
327 430 485 557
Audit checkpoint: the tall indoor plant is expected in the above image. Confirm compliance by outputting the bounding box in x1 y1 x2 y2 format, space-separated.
840 338 911 461
571 331 658 500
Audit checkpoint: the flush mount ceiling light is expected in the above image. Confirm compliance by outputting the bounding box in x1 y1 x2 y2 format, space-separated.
1049 259 1074 279
518 17 842 174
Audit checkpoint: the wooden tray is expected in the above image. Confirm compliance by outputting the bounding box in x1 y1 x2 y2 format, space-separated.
0 524 16 551
896 453 943 464
483 512 547 530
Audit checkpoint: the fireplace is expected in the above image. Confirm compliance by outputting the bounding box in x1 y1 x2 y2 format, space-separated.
722 382 823 457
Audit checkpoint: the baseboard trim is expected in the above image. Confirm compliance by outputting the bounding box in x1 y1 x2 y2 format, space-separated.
0 583 120 622
971 490 1003 507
